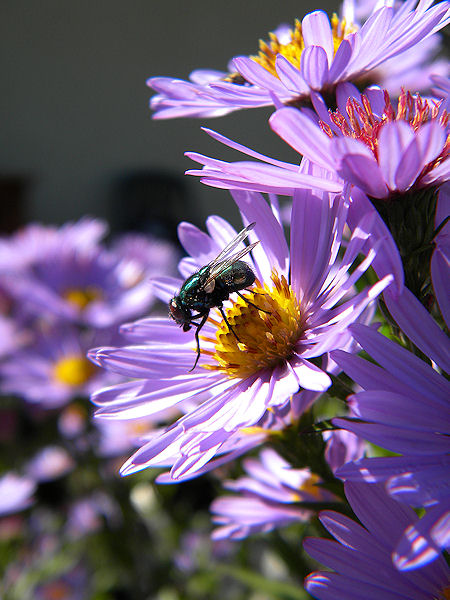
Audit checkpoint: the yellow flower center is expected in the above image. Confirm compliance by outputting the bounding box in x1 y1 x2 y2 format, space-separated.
202 273 304 379
53 355 95 387
290 472 322 501
251 15 355 78
126 420 150 436
64 286 102 310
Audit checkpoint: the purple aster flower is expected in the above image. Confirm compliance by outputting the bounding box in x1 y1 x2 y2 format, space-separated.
0 222 163 329
90 187 392 481
110 232 179 281
151 389 322 484
341 0 450 94
0 472 36 516
211 448 337 540
330 283 450 568
432 182 450 322
0 326 119 408
323 429 366 474
25 446 74 482
0 315 27 360
149 1 449 119
58 403 88 439
0 217 107 271
304 482 450 599
66 492 120 539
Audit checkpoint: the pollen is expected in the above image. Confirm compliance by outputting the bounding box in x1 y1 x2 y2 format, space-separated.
250 15 355 78
64 286 102 310
203 273 304 379
53 355 95 387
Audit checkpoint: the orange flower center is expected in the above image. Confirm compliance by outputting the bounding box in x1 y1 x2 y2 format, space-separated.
321 89 449 176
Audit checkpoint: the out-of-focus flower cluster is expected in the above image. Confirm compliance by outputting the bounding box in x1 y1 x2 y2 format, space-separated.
0 219 204 598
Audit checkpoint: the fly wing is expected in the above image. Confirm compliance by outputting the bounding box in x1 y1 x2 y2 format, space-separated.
205 222 256 270
204 241 259 286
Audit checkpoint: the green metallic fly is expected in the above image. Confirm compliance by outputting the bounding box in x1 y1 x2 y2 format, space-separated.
169 222 266 371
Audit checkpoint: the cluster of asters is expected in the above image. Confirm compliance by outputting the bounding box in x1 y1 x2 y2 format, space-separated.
0 218 180 594
88 0 450 597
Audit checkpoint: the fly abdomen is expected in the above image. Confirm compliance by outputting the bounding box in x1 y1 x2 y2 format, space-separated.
219 261 255 292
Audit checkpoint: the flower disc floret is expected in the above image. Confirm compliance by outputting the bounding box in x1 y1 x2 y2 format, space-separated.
204 274 304 378
321 89 449 183
63 286 103 310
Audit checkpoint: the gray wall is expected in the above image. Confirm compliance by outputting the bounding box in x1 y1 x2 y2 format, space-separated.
0 1 330 231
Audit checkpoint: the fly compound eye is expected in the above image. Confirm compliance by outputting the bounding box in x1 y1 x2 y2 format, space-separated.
169 298 184 323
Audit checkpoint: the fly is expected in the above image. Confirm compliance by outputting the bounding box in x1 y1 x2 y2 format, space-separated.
169 222 268 371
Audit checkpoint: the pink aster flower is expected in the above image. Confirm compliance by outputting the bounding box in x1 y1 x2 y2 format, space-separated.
189 86 448 198
272 88 449 199
90 187 392 481
188 85 448 299
211 448 337 540
148 1 449 119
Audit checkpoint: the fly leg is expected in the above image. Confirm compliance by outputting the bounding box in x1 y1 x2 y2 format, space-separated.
189 313 209 372
218 306 241 343
236 290 271 314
